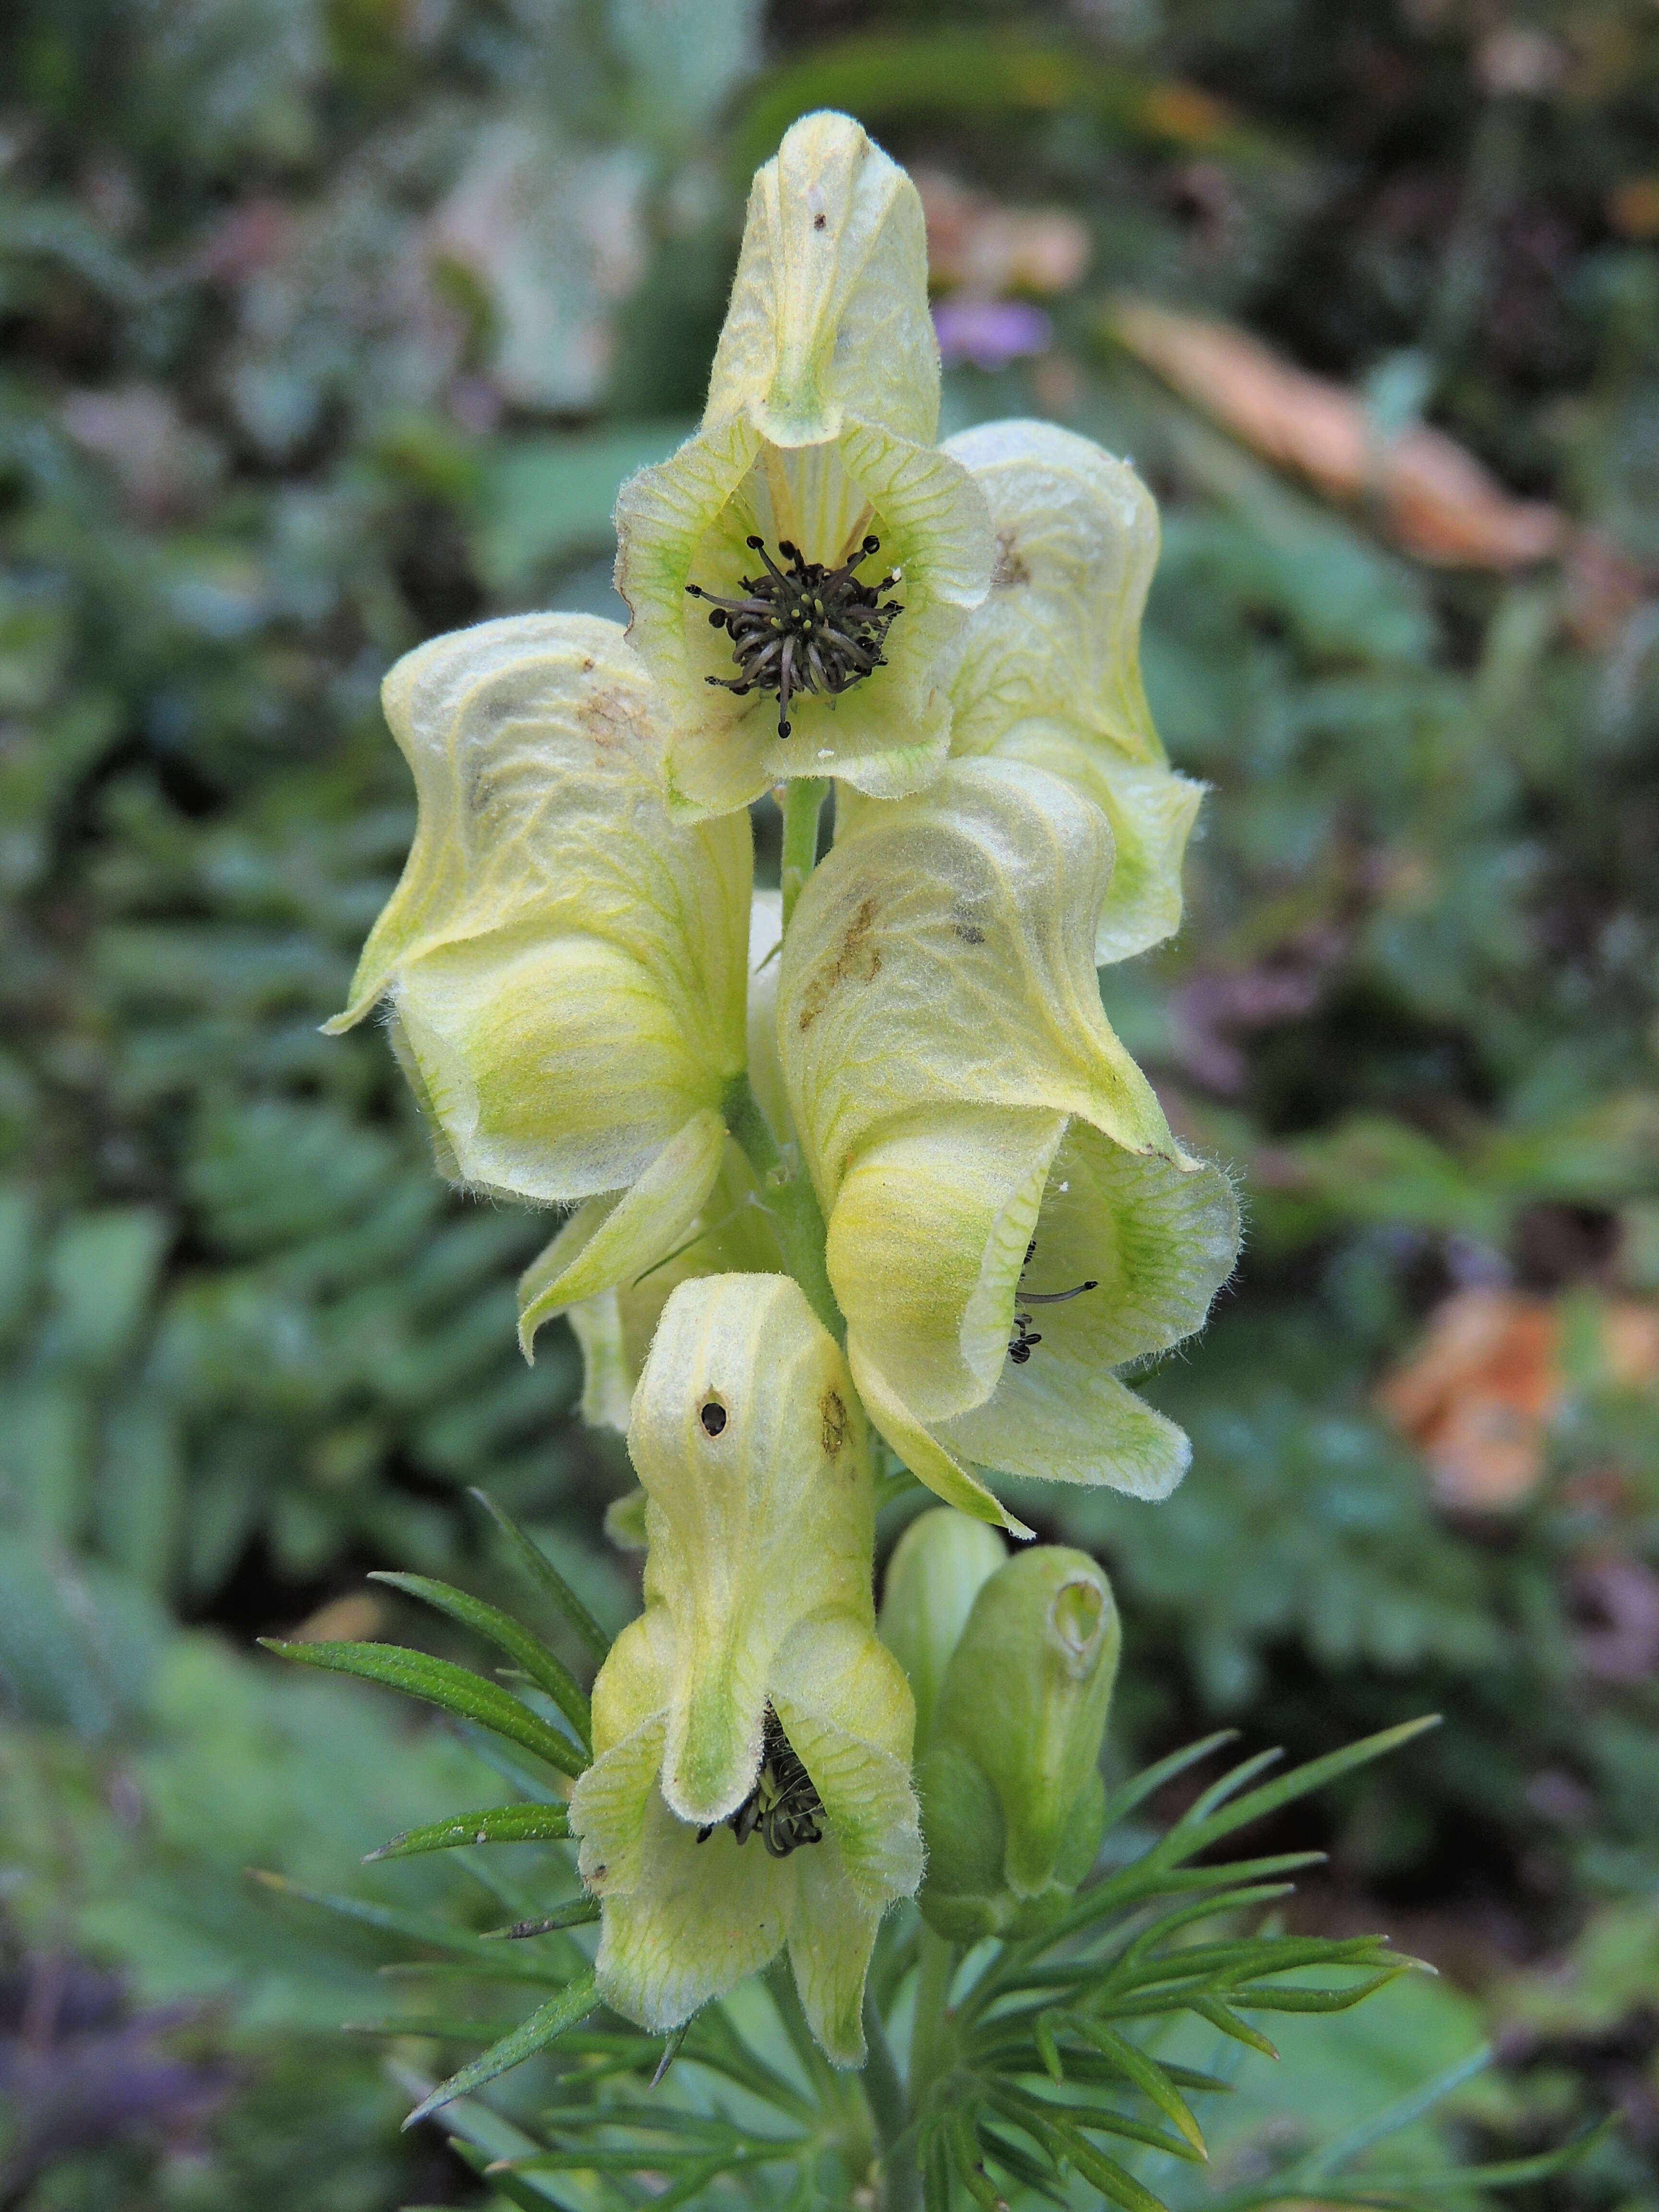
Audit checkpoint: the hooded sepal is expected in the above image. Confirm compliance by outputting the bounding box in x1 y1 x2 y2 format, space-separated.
937 418 1204 962
329 613 752 1211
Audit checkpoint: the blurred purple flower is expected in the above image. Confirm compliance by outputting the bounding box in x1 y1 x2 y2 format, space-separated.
932 299 1052 372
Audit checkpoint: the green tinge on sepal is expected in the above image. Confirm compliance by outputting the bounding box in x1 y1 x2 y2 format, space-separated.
878 1507 1008 1759
327 612 751 1210
567 1274 921 2066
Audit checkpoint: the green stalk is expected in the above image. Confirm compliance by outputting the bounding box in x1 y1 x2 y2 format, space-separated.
862 1987 919 2212
721 1070 842 1340
907 1925 957 2119
780 776 828 930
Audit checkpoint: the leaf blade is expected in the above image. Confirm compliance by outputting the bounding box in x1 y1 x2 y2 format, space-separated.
403 1971 601 2129
261 1638 586 1778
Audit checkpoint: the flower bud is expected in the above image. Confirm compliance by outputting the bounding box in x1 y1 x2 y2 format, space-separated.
323 613 756 1342
917 1548 1120 1941
877 1508 1007 1758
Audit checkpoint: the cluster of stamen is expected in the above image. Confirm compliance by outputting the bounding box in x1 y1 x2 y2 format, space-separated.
696 1704 825 1858
1009 1239 1099 1366
686 533 903 741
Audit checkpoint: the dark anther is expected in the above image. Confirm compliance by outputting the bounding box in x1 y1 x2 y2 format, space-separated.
699 1399 727 1437
685 531 903 742
1009 1238 1099 1367
695 1705 824 1856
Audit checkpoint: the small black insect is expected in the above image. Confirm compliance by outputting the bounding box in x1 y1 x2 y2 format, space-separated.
1009 1238 1098 1366
685 533 903 740
696 1704 825 1858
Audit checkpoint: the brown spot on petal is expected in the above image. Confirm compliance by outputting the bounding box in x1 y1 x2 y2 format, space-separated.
795 895 881 1032
992 529 1030 589
821 1388 848 1457
579 688 633 750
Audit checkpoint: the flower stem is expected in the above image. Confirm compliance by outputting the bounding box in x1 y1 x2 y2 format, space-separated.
861 1985 918 2212
907 1925 957 2120
780 777 828 931
721 1070 842 1340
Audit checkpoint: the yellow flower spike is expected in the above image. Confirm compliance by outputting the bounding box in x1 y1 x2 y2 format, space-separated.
841 419 1204 963
568 1274 922 2065
324 612 753 1328
613 111 993 818
778 761 1239 1527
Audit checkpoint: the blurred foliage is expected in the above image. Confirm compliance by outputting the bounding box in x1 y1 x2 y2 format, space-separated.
3 0 1659 2201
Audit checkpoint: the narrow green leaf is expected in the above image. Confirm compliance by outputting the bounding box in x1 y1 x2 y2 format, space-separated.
1045 2122 1167 2212
470 1489 610 1662
404 1971 600 2128
948 2108 1006 2212
653 2023 690 2086
261 1638 586 1778
1112 1883 1301 1972
1059 2017 1206 2157
1298 2044 1491 2180
370 1573 592 1746
1035 1851 1327 1952
1353 2118 1618 2193
1148 1718 1440 1871
367 1803 571 1861
1038 2104 1203 2163
1175 1748 1285 1833
923 2125 952 2212
977 2123 1070 2206
481 1899 599 1938
1191 1997 1278 2058
1225 1971 1406 2014
447 2135 568 2212
1034 2010 1064 2084
1098 1731 1238 1838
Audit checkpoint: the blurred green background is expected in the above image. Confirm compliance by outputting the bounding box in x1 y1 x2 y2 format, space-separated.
3 0 1659 2203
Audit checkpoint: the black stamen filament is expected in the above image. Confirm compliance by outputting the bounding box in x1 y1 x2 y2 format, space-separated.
685 532 903 740
696 1704 825 1858
1009 1238 1099 1366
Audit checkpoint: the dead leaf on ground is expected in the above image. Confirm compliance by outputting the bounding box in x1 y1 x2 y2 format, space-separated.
285 1591 388 1644
1379 1288 1659 1509
917 168 1090 299
1109 297 1567 570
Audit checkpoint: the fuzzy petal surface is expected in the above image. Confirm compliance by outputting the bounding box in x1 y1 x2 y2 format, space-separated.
570 1273 921 2064
329 613 751 1200
705 110 940 448
780 759 1179 1212
627 1274 875 1824
937 418 1205 961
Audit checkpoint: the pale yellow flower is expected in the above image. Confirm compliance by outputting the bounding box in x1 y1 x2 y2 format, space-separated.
569 1274 921 2064
613 110 992 817
778 761 1238 1530
326 613 752 1321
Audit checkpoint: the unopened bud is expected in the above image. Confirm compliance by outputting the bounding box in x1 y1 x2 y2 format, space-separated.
917 1547 1119 1940
878 1508 1008 1757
